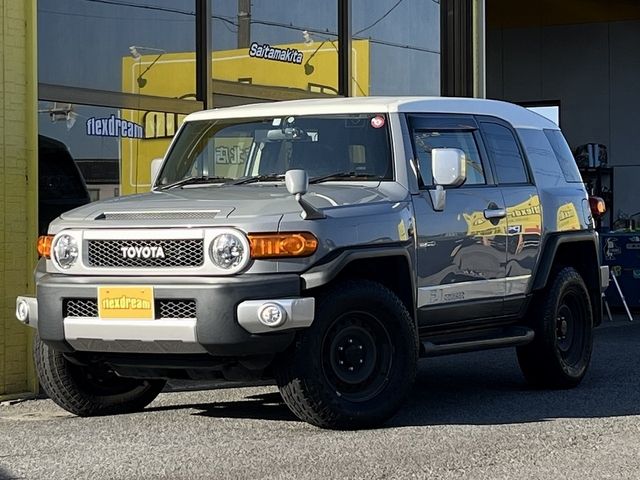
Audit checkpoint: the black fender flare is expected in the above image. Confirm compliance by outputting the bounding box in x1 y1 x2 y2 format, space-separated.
301 244 417 322
531 230 603 326
531 230 600 292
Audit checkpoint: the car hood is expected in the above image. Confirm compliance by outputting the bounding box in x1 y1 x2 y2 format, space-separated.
57 182 406 224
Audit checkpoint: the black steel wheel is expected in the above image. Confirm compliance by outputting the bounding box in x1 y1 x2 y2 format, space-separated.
322 312 393 403
517 267 593 389
34 335 166 416
275 280 418 429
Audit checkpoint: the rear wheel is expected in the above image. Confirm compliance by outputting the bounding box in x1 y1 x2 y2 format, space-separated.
517 267 593 389
275 280 418 429
34 335 166 416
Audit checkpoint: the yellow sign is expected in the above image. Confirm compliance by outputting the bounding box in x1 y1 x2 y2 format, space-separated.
120 40 371 195
97 286 155 320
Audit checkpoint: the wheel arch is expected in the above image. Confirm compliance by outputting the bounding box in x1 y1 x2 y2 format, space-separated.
301 246 416 324
531 231 602 325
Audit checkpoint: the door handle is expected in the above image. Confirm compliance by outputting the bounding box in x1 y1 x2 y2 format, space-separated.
484 208 507 220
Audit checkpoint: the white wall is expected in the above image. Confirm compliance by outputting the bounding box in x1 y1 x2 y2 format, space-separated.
487 20 640 221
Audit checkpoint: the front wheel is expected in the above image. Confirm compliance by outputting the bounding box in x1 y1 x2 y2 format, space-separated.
275 280 419 429
34 335 166 416
517 267 593 389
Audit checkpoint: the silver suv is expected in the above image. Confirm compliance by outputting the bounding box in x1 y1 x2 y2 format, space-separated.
17 97 609 429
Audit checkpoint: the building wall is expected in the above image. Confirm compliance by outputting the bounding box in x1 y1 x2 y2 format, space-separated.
487 20 640 222
0 0 38 398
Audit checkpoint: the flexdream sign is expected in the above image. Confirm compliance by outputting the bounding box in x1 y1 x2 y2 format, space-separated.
86 114 144 139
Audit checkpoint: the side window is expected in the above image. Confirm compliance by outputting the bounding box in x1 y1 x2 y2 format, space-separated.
543 129 583 183
480 122 529 184
412 130 486 186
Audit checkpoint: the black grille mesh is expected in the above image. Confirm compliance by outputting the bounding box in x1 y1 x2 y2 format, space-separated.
64 298 196 319
87 239 204 268
65 299 99 318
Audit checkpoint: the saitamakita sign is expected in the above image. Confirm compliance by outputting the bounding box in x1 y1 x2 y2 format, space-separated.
248 42 304 64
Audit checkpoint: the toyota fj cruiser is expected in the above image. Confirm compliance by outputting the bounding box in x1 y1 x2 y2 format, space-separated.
17 97 609 429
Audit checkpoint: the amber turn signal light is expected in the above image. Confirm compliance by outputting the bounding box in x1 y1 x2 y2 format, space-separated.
589 196 606 217
37 235 53 258
248 232 318 258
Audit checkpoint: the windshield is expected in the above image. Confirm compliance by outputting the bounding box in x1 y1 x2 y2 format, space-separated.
155 113 393 187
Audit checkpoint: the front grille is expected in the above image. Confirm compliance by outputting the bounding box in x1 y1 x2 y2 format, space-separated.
64 299 197 319
87 239 204 268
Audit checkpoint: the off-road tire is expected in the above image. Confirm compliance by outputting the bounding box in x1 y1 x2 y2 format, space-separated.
34 335 166 416
517 266 593 389
275 280 419 429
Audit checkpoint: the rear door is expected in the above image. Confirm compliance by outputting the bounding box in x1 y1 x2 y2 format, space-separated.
477 118 542 315
409 115 508 328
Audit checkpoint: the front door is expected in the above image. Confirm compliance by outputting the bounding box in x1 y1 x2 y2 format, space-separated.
408 115 508 329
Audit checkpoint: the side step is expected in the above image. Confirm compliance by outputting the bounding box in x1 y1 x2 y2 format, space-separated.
421 326 535 357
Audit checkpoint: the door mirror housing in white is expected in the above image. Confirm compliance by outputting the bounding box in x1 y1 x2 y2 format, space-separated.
429 148 467 212
431 148 467 187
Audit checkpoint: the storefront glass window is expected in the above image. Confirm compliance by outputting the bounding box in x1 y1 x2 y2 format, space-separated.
38 102 182 200
38 0 196 98
211 0 343 99
352 0 440 95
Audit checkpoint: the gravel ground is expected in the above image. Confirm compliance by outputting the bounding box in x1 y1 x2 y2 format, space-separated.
1 319 640 480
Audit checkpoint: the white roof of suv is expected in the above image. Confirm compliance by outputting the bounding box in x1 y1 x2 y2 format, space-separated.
185 96 559 130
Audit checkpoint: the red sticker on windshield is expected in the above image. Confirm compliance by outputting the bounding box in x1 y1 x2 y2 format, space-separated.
370 115 385 129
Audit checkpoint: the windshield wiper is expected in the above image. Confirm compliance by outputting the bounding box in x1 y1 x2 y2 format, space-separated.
229 173 286 185
158 176 233 190
309 172 384 184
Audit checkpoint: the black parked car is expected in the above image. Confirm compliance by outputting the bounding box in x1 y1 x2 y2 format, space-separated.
38 135 91 235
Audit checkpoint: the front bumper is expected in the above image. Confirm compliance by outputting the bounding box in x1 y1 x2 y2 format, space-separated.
20 273 314 356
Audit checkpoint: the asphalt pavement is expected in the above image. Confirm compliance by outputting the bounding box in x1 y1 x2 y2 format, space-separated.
1 318 640 479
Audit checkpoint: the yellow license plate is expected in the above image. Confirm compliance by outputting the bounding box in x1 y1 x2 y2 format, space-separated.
97 286 155 320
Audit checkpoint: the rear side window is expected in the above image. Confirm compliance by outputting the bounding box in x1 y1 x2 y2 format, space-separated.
480 122 529 184
412 130 486 186
543 129 583 183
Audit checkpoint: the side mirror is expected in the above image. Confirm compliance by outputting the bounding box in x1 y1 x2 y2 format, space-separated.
284 169 325 220
429 148 466 212
432 148 466 187
285 169 309 196
150 158 163 185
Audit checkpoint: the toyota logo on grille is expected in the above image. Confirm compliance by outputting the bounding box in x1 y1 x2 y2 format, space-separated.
120 245 166 259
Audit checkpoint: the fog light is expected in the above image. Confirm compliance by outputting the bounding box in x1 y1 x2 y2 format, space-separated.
16 299 29 323
257 303 287 328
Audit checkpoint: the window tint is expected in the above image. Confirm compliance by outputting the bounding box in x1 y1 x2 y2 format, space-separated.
413 130 485 186
543 129 583 183
481 122 529 184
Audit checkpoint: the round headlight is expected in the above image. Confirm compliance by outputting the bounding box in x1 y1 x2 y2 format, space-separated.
52 234 79 269
209 232 247 270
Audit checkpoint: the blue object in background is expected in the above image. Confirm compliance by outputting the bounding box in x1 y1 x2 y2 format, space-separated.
601 232 640 308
